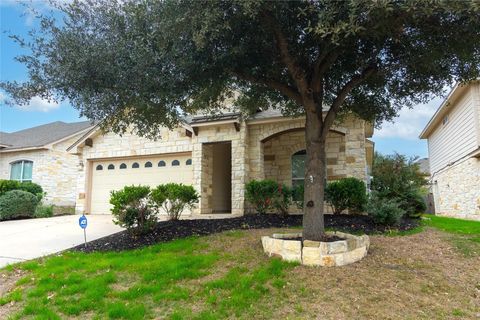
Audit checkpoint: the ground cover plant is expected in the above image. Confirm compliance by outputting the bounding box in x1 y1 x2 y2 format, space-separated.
1 215 479 319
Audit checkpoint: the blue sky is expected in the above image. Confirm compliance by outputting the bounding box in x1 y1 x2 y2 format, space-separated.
0 1 446 158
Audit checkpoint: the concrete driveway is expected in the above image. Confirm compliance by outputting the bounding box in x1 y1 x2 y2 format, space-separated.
0 215 123 268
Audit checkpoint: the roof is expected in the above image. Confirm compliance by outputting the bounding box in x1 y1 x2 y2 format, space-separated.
0 121 95 151
419 81 478 139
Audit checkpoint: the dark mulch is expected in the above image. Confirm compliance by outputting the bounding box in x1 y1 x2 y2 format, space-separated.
72 214 419 253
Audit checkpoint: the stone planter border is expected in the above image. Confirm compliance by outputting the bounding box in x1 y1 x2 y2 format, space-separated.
261 231 369 267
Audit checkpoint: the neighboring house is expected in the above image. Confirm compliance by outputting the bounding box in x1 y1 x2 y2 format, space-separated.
420 81 480 220
415 158 430 176
0 121 95 212
68 110 374 216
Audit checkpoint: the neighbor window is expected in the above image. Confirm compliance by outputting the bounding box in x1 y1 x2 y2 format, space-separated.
291 150 306 188
172 160 180 166
10 160 33 182
132 162 140 168
145 161 152 168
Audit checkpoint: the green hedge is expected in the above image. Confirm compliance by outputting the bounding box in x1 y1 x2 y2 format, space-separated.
0 190 39 221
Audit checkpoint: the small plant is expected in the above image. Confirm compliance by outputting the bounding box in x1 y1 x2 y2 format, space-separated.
245 179 279 214
0 190 39 221
34 204 54 218
272 184 292 216
325 177 367 214
399 191 427 218
151 183 199 220
110 185 156 234
366 192 405 226
292 184 304 209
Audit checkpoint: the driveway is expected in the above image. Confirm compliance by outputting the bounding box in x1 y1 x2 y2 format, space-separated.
0 215 123 268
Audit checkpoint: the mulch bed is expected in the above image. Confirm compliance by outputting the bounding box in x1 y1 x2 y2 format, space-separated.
72 214 419 253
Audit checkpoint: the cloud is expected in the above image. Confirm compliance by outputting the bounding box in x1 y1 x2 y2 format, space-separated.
17 96 60 112
374 97 444 140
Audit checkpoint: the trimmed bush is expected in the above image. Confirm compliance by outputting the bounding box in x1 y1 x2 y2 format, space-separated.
0 180 21 196
245 179 279 214
366 193 405 226
272 184 292 216
325 177 367 214
17 182 44 201
34 204 54 218
400 191 427 218
151 183 199 220
110 185 156 234
0 190 39 221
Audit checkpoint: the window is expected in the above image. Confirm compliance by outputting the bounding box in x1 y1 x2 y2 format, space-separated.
145 161 152 168
291 150 306 189
132 162 140 169
96 164 103 171
10 160 33 182
186 159 192 165
172 160 180 166
119 163 127 169
107 164 115 170
158 160 166 167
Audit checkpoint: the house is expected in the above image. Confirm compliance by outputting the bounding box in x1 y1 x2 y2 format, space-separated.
420 81 480 220
0 121 95 213
68 110 374 216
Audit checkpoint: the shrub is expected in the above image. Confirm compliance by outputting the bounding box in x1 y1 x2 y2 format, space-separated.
0 190 39 221
18 182 44 201
110 185 156 234
151 183 199 220
245 180 279 214
400 191 427 218
325 177 367 214
366 193 405 226
272 184 292 215
34 204 54 218
0 180 20 196
292 184 304 209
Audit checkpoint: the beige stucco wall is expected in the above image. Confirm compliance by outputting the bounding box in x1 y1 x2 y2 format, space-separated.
0 135 83 208
432 156 480 220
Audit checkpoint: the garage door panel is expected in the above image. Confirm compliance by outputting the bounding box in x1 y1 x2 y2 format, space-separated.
90 154 193 215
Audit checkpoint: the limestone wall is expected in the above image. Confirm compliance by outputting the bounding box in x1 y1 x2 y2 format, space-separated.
432 156 480 220
0 135 83 209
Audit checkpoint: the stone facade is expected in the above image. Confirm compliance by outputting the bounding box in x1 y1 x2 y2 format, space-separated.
432 156 480 220
0 135 83 211
73 114 370 216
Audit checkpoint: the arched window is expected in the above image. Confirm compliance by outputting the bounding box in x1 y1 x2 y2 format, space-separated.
107 164 115 170
186 159 192 165
96 164 103 171
172 160 180 166
158 160 166 167
145 161 152 168
291 150 306 188
10 160 33 182
132 162 140 169
119 163 127 169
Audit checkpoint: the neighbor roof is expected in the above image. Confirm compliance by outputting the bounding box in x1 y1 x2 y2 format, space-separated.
0 121 94 151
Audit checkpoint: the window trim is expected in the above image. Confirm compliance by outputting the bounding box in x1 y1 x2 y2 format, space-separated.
10 160 33 182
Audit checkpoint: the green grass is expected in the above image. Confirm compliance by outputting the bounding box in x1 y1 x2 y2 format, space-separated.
2 233 294 319
424 214 480 256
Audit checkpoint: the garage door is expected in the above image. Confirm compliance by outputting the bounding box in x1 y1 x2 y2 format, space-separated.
89 153 193 215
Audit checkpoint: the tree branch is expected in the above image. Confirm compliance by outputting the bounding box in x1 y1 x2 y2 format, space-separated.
322 65 377 136
233 70 303 106
311 50 339 93
261 11 309 95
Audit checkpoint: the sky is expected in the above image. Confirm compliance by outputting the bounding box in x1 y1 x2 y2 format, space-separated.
0 1 448 159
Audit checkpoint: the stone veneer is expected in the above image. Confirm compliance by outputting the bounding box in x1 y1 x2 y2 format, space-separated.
261 232 370 267
432 156 480 220
0 135 83 211
74 114 369 216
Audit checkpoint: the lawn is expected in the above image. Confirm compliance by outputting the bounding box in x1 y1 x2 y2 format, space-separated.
1 216 480 319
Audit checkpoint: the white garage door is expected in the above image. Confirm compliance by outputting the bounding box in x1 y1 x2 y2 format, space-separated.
89 153 193 215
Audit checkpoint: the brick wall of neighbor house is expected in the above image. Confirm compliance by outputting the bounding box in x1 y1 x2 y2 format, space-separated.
0 136 82 212
432 157 480 220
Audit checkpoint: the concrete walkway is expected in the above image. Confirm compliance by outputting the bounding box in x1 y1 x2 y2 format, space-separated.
0 215 123 268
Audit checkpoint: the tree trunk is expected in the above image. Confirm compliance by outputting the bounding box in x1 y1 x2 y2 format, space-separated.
302 102 327 241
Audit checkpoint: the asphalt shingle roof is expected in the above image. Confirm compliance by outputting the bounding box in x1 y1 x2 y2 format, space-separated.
0 121 94 150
